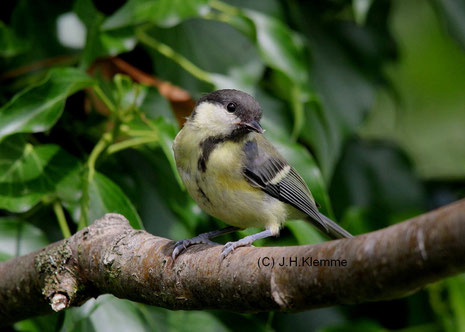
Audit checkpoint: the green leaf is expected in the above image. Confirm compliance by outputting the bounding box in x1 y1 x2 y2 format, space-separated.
353 0 373 25
360 0 465 179
301 29 376 179
86 172 143 229
113 74 147 112
143 19 264 96
66 299 230 332
0 67 94 141
102 0 209 30
330 139 425 230
0 217 48 261
448 276 465 331
152 117 183 189
286 220 326 245
114 148 205 240
431 0 465 50
0 135 82 213
429 276 465 332
62 295 148 331
139 86 177 124
339 206 371 236
212 5 309 85
139 306 229 332
90 296 147 332
255 88 294 140
0 21 28 58
320 319 383 332
6 1 74 69
74 0 137 68
123 85 183 188
14 312 60 332
165 310 228 332
214 6 311 137
242 9 308 87
211 6 313 139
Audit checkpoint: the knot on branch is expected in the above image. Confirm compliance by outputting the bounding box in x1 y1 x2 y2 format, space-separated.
92 213 131 229
34 240 78 312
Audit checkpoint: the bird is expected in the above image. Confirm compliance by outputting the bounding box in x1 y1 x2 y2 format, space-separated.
172 89 353 260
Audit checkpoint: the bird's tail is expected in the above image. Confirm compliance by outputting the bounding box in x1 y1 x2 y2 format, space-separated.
308 212 353 239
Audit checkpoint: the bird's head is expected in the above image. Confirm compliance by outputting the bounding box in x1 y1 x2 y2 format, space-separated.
188 89 264 139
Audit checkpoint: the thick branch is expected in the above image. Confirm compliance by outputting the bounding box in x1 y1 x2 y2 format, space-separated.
1 200 465 326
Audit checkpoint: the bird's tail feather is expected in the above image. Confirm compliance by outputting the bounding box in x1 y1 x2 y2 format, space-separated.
308 213 353 239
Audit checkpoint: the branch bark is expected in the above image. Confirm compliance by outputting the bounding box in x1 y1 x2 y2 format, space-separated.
1 200 465 326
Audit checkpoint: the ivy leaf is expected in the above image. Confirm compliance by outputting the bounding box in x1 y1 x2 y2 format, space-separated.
86 172 143 229
242 10 309 87
0 217 48 261
286 220 326 245
102 0 209 30
302 28 376 179
0 21 29 58
330 139 425 230
151 117 183 189
62 295 148 331
74 0 137 68
353 0 374 25
0 67 94 141
139 86 177 124
211 7 311 138
448 276 465 331
0 135 82 213
145 19 264 96
431 0 465 50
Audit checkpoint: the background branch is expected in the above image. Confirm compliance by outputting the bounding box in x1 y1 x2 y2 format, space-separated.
1 200 464 326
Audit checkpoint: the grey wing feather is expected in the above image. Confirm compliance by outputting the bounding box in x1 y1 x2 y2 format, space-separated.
243 137 352 239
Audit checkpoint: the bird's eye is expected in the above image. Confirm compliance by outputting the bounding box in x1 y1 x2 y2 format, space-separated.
226 102 236 113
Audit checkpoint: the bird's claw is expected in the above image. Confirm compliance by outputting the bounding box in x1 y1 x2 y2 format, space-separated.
219 240 254 261
172 236 218 260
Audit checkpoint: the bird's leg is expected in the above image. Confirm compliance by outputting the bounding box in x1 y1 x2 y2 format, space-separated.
172 226 240 259
220 229 274 260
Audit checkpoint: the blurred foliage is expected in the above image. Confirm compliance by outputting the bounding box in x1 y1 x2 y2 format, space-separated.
361 0 465 180
1 0 464 331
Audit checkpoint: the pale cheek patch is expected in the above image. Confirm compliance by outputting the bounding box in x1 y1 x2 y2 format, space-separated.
193 102 238 136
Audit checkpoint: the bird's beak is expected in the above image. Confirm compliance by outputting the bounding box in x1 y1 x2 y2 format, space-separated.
241 120 264 134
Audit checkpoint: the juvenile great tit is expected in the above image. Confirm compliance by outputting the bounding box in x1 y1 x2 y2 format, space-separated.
172 89 353 260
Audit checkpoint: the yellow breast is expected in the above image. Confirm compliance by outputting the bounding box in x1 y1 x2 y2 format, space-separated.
173 127 286 233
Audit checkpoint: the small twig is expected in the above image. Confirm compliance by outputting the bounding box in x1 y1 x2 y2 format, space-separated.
0 55 78 81
136 29 213 84
51 293 68 312
53 201 71 238
107 135 159 155
92 85 116 113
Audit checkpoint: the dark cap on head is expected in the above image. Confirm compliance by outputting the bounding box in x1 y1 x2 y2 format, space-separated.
195 89 263 123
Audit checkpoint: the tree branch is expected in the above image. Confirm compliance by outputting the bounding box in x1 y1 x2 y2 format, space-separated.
1 200 465 326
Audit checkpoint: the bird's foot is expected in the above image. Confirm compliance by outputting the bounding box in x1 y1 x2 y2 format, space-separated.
172 235 219 260
219 229 274 260
220 239 254 260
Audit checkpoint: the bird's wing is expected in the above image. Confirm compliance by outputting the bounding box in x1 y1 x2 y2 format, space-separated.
242 136 352 239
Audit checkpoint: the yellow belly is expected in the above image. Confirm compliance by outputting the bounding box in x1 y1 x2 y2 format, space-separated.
176 138 286 234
